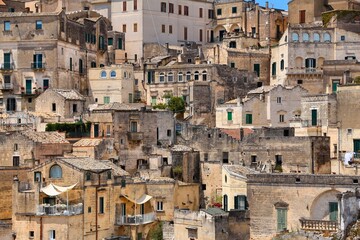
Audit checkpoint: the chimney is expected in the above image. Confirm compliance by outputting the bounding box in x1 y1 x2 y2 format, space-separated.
265 1 269 9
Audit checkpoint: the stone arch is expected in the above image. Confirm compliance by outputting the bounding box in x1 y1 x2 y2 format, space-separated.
229 23 241 32
214 25 227 41
310 189 341 220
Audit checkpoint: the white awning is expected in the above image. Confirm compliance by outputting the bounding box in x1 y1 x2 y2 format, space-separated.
40 183 77 196
123 194 152 204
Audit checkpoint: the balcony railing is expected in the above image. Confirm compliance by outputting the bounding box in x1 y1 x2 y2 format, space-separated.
299 218 338 232
301 119 322 127
0 83 13 90
127 132 144 141
0 62 14 70
37 204 83 216
31 62 46 70
287 68 322 75
116 212 156 225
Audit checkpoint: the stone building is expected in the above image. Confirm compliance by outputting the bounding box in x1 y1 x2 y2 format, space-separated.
85 103 175 173
216 85 308 129
72 138 116 160
0 10 113 112
174 208 229 240
247 173 360 240
88 64 135 104
0 0 26 13
35 89 86 120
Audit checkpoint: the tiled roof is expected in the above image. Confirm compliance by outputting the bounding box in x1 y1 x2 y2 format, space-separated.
171 145 193 152
51 89 85 101
59 157 129 175
0 11 61 17
93 102 144 111
73 138 103 147
247 86 276 94
21 131 69 144
223 165 258 178
224 99 238 104
202 208 228 216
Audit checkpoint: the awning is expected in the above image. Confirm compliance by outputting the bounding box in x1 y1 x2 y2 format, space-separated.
40 183 77 196
122 194 152 204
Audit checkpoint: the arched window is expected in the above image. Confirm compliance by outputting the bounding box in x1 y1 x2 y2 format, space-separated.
110 71 116 78
223 194 228 211
124 72 127 78
100 71 106 78
202 70 207 81
194 71 199 81
159 72 165 82
313 33 320 42
49 164 62 178
302 32 309 42
186 71 191 81
91 62 96 68
292 32 299 42
168 72 173 82
324 32 331 42
280 59 285 70
178 72 183 82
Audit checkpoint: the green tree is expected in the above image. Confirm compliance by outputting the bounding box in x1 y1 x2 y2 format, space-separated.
167 96 185 113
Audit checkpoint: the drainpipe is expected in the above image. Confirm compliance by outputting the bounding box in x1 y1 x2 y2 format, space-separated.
95 173 100 240
40 216 43 240
311 141 315 174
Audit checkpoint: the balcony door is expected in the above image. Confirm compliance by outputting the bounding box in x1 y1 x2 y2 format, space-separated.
329 202 338 221
26 79 32 94
4 53 11 69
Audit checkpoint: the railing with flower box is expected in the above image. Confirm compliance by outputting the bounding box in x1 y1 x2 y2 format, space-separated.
299 218 338 232
116 212 156 225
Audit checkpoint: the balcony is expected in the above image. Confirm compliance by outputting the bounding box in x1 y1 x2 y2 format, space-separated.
0 62 14 71
299 218 338 232
31 62 46 70
37 203 83 216
0 83 13 91
116 212 156 225
127 131 144 141
287 68 322 75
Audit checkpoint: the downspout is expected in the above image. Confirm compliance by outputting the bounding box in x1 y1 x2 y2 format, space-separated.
95 173 100 240
40 216 43 240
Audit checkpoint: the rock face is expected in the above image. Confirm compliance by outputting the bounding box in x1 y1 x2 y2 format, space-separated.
346 220 360 240
272 230 334 240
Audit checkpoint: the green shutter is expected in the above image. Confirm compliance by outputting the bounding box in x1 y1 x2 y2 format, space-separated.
272 62 277 76
234 196 238 209
223 195 228 211
332 81 339 92
329 202 338 221
311 109 317 126
354 140 360 153
227 111 232 121
277 209 287 231
246 114 253 124
118 38 123 49
254 64 260 77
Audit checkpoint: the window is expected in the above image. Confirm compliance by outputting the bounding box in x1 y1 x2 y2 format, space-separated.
227 111 232 121
85 172 92 181
245 114 252 124
229 41 236 48
151 96 156 106
188 228 198 239
107 171 112 180
51 103 56 112
134 0 137 10
184 27 187 40
14 143 18 151
345 56 356 60
222 152 229 164
275 155 283 171
33 54 43 69
305 58 316 71
184 6 189 16
186 72 191 81
35 20 42 30
13 156 19 166
118 38 123 49
78 59 83 74
159 72 165 82
329 202 338 221
104 96 110 104
254 64 260 77
99 197 104 213
133 23 137 32
324 32 331 42
280 60 284 70
234 195 247 210
311 109 317 126
251 155 257 163
232 7 237 14
277 208 287 232
199 8 203 18
178 5 182 14
279 114 285 123
202 71 207 81
122 24 126 32
341 35 345 41
223 195 228 211
157 201 163 211
168 72 173 82
299 10 306 23
208 9 214 19
129 93 133 103
202 184 206 190
130 121 137 132
4 21 10 31
167 129 171 137
314 33 320 42
123 1 127 11
161 2 166 12
161 24 165 33
204 153 208 161
292 32 299 42
303 32 309 42
230 62 235 68
199 29 203 42
169 25 173 34
193 71 199 81
49 230 56 240
332 79 340 92
169 3 174 13
69 57 73 71
217 8 222 16
49 165 62 178
110 71 116 78
100 71 107 79
297 79 303 85
106 125 111 137
272 62 277 76
91 61 96 68
277 97 282 104
29 231 34 238
73 104 77 113
99 35 105 50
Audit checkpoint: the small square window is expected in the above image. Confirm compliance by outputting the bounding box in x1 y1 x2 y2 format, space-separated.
232 7 237 14
341 35 345 41
217 8 222 16
4 21 10 31
157 201 163 211
35 20 42 30
29 231 34 238
297 79 303 84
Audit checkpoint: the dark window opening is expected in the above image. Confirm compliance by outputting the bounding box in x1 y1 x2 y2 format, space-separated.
222 152 229 164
